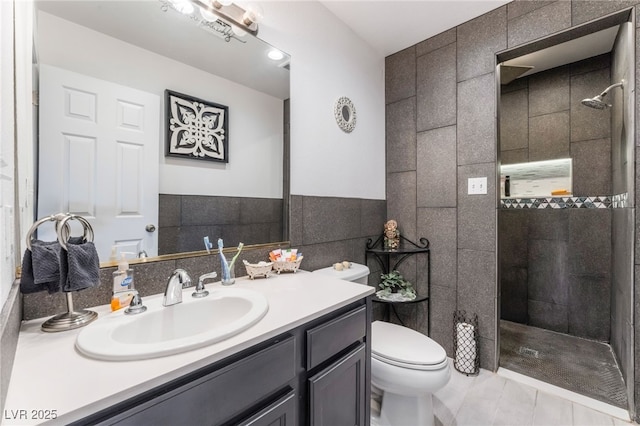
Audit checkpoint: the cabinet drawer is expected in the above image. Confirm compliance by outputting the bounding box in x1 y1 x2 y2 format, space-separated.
306 305 366 370
101 336 296 426
238 390 296 426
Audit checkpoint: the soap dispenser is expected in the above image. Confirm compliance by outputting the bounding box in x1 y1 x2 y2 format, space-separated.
111 253 136 311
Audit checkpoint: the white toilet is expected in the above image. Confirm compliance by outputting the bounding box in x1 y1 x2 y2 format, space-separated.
312 263 450 426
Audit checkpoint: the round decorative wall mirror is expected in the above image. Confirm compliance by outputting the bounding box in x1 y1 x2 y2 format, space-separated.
334 96 356 133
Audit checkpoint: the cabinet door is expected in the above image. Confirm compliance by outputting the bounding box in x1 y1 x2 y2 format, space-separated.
309 343 366 426
238 391 296 426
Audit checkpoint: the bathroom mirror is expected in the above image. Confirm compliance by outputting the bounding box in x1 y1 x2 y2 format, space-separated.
34 0 290 263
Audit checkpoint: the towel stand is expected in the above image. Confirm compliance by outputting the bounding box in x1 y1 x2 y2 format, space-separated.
27 213 98 332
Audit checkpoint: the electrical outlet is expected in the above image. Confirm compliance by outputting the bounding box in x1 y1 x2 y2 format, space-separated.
468 177 487 195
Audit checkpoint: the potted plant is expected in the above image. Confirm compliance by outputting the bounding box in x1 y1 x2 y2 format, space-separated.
376 270 416 301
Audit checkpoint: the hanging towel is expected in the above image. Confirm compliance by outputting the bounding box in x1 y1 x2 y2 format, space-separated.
20 240 63 294
59 239 100 292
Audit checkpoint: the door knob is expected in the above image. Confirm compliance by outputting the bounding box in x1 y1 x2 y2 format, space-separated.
145 224 156 233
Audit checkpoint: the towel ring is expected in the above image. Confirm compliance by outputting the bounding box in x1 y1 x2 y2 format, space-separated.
25 213 71 250
56 214 94 250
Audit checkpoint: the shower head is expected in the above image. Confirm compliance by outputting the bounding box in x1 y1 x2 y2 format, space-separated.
581 95 610 110
581 80 624 110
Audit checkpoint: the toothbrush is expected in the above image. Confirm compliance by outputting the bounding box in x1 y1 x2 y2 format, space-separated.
227 242 244 271
217 238 230 280
203 236 212 254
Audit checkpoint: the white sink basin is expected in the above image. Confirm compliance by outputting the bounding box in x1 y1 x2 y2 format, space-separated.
76 287 269 361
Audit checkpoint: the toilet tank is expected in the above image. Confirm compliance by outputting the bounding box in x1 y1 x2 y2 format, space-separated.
313 262 370 284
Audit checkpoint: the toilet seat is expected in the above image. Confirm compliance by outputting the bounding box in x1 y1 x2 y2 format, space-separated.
372 321 447 371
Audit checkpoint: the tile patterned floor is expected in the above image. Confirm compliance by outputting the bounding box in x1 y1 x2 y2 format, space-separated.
432 360 635 426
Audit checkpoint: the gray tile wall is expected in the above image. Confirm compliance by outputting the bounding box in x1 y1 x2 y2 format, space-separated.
288 195 386 276
499 209 612 341
158 194 283 254
384 1 639 386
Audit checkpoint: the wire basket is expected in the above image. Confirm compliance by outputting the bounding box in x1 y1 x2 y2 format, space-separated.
453 310 479 376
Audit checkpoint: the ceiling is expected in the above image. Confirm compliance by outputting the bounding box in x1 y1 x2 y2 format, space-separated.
319 0 510 57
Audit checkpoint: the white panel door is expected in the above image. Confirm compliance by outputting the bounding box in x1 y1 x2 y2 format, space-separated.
38 64 159 261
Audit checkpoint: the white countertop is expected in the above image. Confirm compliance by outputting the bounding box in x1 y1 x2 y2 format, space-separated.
3 271 373 425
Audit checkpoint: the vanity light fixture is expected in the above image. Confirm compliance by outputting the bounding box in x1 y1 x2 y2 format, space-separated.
161 0 262 42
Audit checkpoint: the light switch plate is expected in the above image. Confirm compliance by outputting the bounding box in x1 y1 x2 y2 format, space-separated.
468 177 487 195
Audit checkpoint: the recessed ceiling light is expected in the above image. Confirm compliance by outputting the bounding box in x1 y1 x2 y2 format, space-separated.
268 49 284 61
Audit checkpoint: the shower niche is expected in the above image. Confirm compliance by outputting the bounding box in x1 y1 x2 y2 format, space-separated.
496 8 635 414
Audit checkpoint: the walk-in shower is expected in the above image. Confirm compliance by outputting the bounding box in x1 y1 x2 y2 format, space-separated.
497 10 635 418
581 81 625 110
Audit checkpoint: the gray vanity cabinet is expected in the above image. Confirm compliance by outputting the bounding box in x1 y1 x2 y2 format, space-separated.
309 344 367 426
72 298 371 426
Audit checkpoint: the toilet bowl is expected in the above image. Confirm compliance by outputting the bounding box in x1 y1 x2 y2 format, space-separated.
312 263 450 426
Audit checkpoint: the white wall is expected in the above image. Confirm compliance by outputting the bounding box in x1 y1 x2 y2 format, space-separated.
0 0 16 307
38 12 284 199
257 1 386 200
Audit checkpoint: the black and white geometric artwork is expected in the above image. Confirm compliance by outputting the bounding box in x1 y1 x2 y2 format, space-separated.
165 90 229 163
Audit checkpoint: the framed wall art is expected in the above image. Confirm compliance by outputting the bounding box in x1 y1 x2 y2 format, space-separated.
165 89 229 163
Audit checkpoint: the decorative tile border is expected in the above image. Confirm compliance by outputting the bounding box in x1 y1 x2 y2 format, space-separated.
501 193 628 209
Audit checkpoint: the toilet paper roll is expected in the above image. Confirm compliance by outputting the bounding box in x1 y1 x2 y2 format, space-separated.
455 322 476 374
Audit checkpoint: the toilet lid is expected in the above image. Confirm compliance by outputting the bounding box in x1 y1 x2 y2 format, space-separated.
371 321 447 368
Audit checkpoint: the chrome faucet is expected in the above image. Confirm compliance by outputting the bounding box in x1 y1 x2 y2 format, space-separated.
163 269 193 306
193 272 217 298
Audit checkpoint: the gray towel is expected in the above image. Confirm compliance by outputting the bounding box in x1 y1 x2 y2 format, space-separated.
59 240 100 292
20 237 90 294
20 240 63 294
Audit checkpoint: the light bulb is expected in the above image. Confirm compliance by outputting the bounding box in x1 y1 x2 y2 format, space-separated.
172 0 194 14
242 2 263 26
199 7 218 21
230 24 247 37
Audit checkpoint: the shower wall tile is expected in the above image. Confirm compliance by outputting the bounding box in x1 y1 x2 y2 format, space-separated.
416 28 456 57
501 77 528 94
528 209 569 241
458 163 497 252
507 0 571 48
568 274 611 341
570 68 612 142
417 208 457 289
458 73 497 165
417 125 457 207
500 149 528 165
386 97 417 173
571 1 639 26
570 53 611 77
571 138 612 196
417 43 457 131
499 209 528 268
386 46 416 104
500 89 529 151
528 66 570 117
456 7 507 82
568 209 612 276
507 0 556 20
528 299 568 333
500 266 528 323
528 239 569 305
528 111 570 161
387 171 417 242
458 248 497 343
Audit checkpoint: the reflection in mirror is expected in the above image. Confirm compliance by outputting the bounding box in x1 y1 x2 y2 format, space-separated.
34 1 290 263
342 105 350 122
